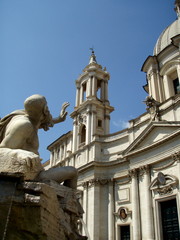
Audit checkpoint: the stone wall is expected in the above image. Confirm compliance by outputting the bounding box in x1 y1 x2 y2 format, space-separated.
0 173 87 240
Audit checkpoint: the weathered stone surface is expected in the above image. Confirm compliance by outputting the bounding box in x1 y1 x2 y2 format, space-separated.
0 173 87 240
0 148 43 180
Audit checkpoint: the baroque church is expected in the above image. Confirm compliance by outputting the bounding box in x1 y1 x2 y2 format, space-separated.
44 2 180 240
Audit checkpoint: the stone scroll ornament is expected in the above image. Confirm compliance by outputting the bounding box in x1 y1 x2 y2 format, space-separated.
0 95 77 189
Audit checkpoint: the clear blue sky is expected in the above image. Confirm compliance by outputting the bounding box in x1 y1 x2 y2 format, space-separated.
0 0 175 162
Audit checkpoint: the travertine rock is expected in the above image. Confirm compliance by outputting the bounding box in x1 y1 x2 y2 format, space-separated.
0 173 87 240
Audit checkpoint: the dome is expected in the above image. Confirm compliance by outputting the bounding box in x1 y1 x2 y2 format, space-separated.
153 17 180 55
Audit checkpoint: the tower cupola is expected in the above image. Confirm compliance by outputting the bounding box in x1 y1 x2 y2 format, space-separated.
70 51 114 152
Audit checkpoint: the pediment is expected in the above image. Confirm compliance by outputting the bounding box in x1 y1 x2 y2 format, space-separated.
124 121 180 155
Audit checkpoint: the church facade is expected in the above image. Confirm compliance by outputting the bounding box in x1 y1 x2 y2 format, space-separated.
45 2 180 240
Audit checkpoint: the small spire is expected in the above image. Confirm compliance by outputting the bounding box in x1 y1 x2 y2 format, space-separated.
174 0 180 18
89 47 97 64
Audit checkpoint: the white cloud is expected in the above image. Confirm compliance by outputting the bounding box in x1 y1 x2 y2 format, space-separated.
112 119 129 129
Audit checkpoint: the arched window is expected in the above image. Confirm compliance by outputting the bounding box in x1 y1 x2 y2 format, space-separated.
97 79 101 100
82 82 86 102
80 125 86 144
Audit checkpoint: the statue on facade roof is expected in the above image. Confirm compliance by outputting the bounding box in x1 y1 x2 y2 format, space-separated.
0 94 77 189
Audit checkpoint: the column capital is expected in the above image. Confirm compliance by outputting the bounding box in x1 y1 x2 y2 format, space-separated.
87 178 112 188
139 165 150 176
172 151 180 162
81 181 89 189
128 168 138 178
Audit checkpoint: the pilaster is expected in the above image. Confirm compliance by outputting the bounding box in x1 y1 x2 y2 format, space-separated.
108 179 115 240
140 165 154 240
129 169 141 240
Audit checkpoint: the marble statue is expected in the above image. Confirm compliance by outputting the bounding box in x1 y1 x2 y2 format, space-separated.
0 94 77 189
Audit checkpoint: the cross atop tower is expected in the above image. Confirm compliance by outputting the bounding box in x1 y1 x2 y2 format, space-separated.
89 47 97 64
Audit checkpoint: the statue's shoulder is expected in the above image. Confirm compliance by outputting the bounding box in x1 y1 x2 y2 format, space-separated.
9 115 33 129
4 113 33 135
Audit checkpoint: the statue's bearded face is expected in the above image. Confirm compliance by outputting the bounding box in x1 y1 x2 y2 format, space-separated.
24 95 54 131
39 104 54 131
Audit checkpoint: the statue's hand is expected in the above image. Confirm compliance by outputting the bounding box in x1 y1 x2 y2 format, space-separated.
52 102 70 124
60 102 70 120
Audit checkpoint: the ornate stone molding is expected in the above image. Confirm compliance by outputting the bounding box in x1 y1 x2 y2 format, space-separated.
116 178 131 185
139 165 150 176
172 151 180 162
150 172 178 196
128 169 138 178
153 158 177 171
81 178 112 188
77 114 87 126
88 178 100 187
81 181 89 189
114 207 131 222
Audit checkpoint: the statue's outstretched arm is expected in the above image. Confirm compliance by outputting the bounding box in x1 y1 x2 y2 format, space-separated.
52 102 70 124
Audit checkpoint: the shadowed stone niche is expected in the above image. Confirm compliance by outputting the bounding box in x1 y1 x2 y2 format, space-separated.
0 173 87 240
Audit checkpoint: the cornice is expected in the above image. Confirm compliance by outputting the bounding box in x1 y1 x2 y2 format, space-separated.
70 100 114 118
123 122 180 157
77 158 129 173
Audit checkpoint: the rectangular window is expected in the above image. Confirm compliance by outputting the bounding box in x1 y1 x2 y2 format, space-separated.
98 119 102 127
160 199 180 240
120 225 130 240
173 78 180 94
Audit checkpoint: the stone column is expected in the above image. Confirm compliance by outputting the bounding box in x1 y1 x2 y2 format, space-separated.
64 141 67 159
91 110 97 141
104 81 109 102
147 74 152 96
150 71 160 101
140 165 154 240
72 119 78 152
86 109 91 144
88 179 100 240
101 80 105 101
92 76 97 97
163 75 172 99
82 181 88 236
80 85 84 104
176 65 180 84
76 86 80 107
129 169 141 240
108 179 114 240
86 77 92 98
104 114 110 134
156 72 164 102
50 152 53 167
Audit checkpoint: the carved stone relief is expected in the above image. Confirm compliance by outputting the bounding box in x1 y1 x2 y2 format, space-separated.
150 172 178 196
81 178 112 188
143 96 160 121
77 114 87 126
114 207 131 222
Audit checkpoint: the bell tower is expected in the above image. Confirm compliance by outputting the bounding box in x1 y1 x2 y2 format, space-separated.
70 50 114 152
